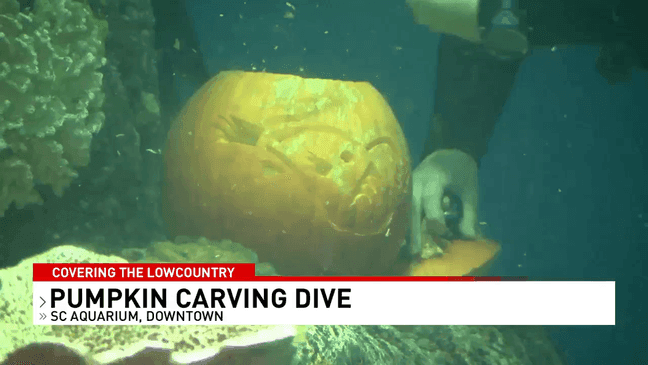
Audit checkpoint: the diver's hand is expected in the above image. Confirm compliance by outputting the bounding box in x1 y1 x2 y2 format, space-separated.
411 149 480 255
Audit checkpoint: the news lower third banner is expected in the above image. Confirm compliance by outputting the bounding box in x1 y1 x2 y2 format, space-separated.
32 263 615 326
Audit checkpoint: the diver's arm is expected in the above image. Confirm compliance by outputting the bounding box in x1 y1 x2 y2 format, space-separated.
409 0 644 255
414 0 646 164
421 35 522 165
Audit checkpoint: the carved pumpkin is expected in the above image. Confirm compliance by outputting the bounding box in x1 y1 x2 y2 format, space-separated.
162 71 411 276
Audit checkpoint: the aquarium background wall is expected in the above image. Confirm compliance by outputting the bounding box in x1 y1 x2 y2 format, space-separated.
0 0 645 363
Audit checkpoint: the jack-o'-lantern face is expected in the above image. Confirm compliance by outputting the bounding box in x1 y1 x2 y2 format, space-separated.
162 71 411 276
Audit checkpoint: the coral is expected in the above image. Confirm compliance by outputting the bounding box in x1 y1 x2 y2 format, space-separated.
14 0 168 253
125 236 280 276
0 245 297 364
0 0 107 216
0 245 563 364
294 324 566 365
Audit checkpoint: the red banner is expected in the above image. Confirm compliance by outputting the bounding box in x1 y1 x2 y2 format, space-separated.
33 263 255 281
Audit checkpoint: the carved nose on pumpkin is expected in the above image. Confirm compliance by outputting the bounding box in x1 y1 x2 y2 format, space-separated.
161 71 412 276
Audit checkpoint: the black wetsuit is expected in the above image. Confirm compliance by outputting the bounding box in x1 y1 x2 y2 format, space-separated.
422 0 647 164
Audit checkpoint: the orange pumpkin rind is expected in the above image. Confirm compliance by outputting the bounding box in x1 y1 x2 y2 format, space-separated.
162 71 412 276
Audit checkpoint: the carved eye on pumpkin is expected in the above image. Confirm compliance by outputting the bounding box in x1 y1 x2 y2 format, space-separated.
162 71 412 276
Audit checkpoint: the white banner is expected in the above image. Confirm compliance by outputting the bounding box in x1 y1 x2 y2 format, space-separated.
32 281 615 326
